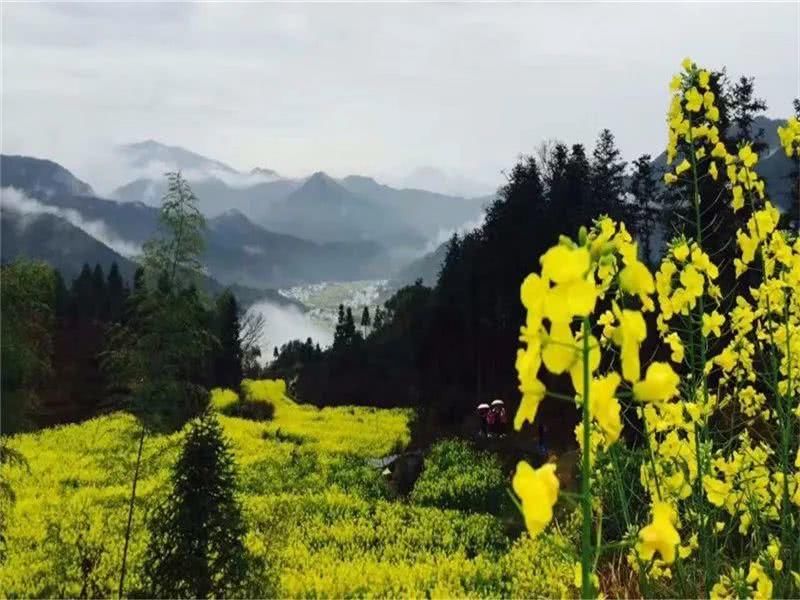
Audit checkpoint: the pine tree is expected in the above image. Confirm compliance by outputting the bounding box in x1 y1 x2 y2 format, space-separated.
590 129 628 222
143 412 254 598
71 263 94 321
91 264 106 320
728 76 768 151
213 291 243 389
629 154 660 265
106 262 126 323
360 306 371 336
373 307 385 330
344 307 357 342
333 304 347 349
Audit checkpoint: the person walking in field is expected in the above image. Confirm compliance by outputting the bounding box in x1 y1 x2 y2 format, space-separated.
490 399 507 437
476 403 490 437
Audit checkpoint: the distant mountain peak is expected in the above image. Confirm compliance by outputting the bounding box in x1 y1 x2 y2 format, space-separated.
117 140 239 174
342 174 380 186
250 166 280 178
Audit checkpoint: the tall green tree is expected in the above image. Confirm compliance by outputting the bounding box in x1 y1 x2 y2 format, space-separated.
0 261 56 433
106 262 126 323
212 291 243 390
91 264 106 320
629 154 660 265
143 412 256 598
590 129 628 222
728 75 768 151
104 172 213 597
360 306 371 336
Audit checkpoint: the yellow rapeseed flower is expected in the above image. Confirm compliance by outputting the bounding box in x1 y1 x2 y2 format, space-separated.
513 461 559 537
675 159 691 175
540 245 590 284
633 362 680 402
612 308 647 383
589 372 623 445
542 321 577 374
637 501 681 564
702 311 725 337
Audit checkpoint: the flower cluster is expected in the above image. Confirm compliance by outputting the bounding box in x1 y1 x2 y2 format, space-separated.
778 116 800 158
514 58 800 598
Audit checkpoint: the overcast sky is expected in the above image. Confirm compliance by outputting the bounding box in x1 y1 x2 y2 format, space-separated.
2 2 798 190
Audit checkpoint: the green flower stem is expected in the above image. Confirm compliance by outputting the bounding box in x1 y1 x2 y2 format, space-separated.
580 317 594 600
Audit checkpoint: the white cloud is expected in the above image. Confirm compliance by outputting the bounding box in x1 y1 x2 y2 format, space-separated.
1 3 797 191
0 187 142 257
246 299 333 361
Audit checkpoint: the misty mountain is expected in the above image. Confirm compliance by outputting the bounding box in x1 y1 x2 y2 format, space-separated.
205 209 392 288
109 140 489 249
339 175 489 240
264 172 423 245
394 166 497 198
1 154 95 198
2 155 392 288
112 175 301 221
0 206 286 307
117 140 240 175
389 240 450 290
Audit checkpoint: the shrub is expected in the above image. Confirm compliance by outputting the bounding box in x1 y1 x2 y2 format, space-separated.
410 439 508 514
212 387 275 422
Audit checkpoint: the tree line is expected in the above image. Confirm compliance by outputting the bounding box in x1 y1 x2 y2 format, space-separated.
279 70 794 448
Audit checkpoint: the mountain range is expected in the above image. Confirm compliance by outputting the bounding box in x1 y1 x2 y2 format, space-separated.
109 140 490 247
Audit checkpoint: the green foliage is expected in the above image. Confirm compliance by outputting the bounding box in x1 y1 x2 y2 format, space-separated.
0 260 56 433
103 174 212 430
142 413 257 598
212 291 242 390
411 439 508 515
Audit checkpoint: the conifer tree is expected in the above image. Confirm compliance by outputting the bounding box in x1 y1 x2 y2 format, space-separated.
629 154 660 265
590 129 627 222
91 264 106 320
728 75 768 151
212 291 243 389
106 262 126 323
344 307 357 342
143 412 253 598
360 306 371 336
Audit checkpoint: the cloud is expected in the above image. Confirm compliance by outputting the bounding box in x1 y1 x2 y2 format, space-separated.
2 3 795 192
0 187 142 258
246 299 333 361
426 213 486 253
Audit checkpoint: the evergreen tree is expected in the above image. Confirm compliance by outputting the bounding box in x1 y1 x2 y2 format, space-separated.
332 304 347 349
344 307 357 342
71 263 94 321
373 307 385 330
143 412 254 598
53 270 68 321
360 306 371 336
590 129 628 222
565 143 592 222
629 154 660 265
212 291 243 390
91 264 106 320
728 75 768 151
106 262 126 323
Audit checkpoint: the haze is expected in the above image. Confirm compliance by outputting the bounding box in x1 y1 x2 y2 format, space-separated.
2 2 798 193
